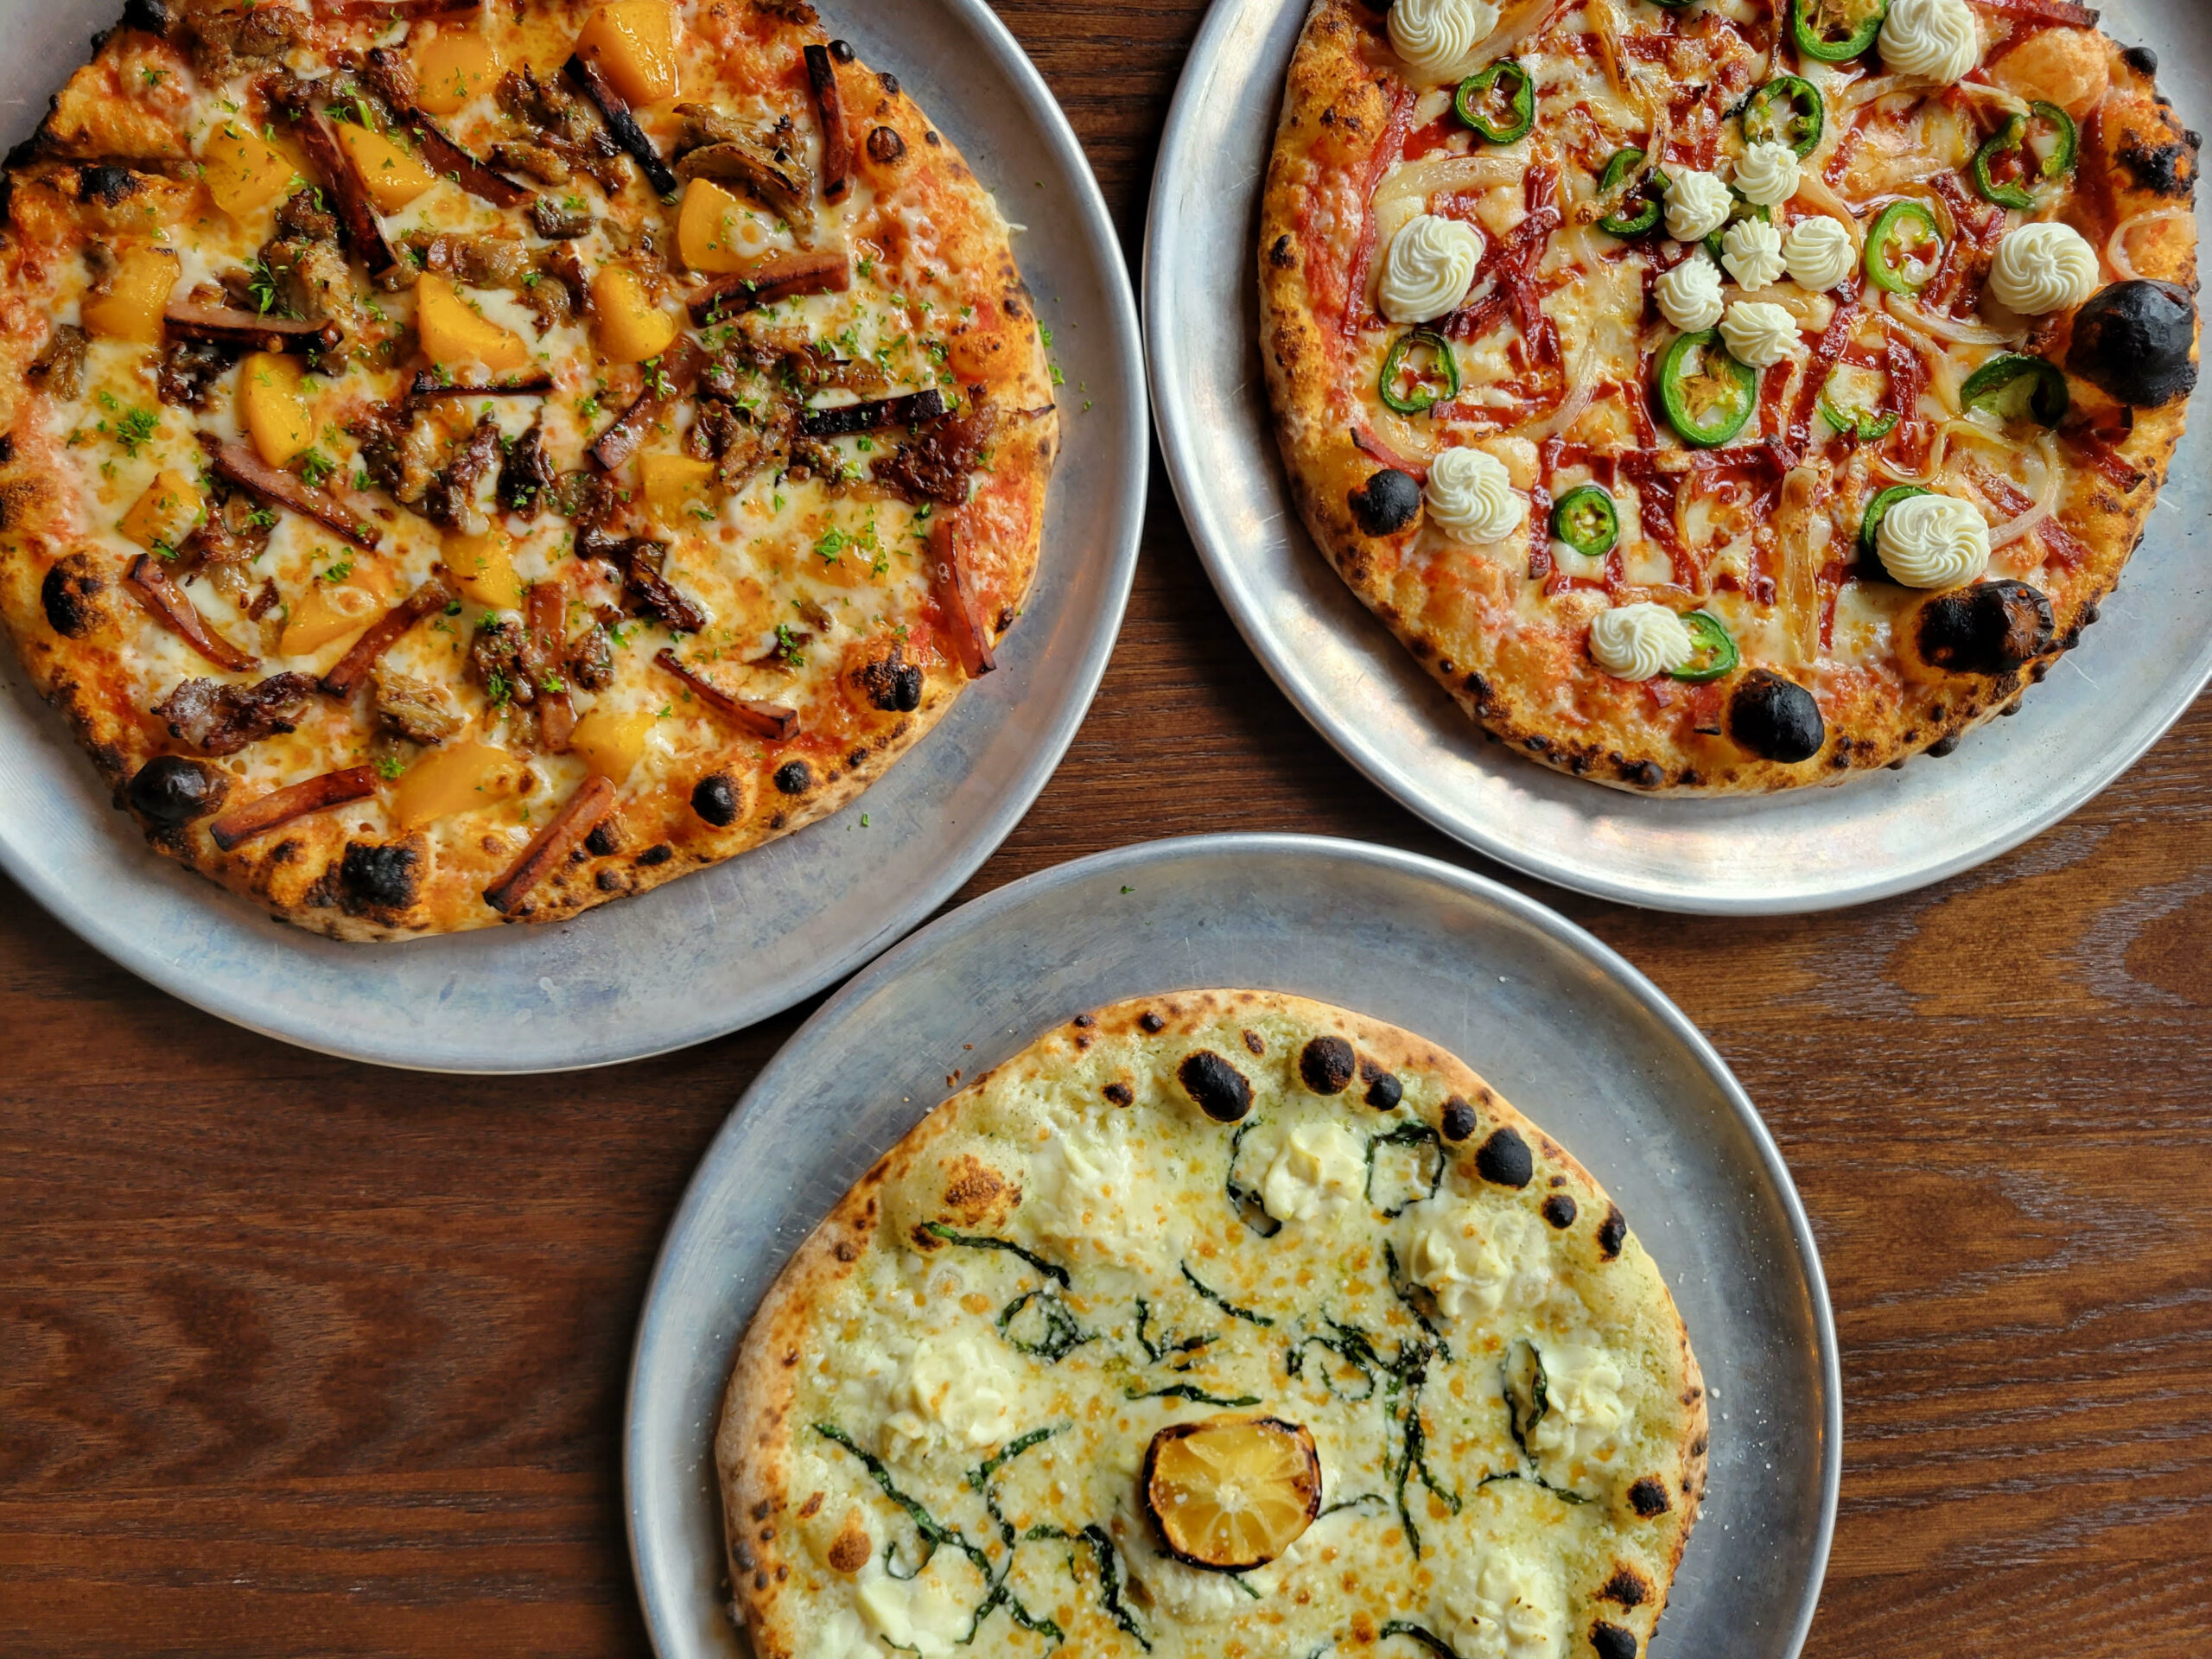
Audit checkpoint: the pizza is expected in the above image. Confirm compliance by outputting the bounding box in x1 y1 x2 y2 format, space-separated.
717 991 1706 1659
0 0 1053 938
1259 0 2199 792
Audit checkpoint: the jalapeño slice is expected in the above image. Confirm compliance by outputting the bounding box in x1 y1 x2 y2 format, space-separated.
1658 330 1759 450
1597 147 1662 237
1455 60 1536 145
1971 102 2079 211
1791 0 1890 63
1669 611 1740 683
1818 362 1901 442
1859 484 1931 562
1866 199 1944 295
1550 486 1620 560
1379 327 1459 415
1742 76 1826 159
1961 353 2070 428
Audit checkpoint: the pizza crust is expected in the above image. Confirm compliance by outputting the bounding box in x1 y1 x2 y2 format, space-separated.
719 990 1707 1659
1259 0 2199 794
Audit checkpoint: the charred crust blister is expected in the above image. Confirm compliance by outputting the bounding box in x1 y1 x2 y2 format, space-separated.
1474 1126 1534 1188
1299 1033 1357 1094
1590 1620 1640 1659
1440 1095 1478 1141
1600 1568 1651 1607
1598 1203 1628 1261
772 760 813 796
1103 1081 1133 1105
1359 1058 1402 1110
1626 1477 1671 1518
1541 1192 1579 1230
1178 1050 1254 1122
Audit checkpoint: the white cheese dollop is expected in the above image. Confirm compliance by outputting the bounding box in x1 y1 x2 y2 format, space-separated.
1427 446 1527 543
1526 1343 1628 1467
1732 140 1802 208
1719 300 1799 369
1876 493 1991 589
1720 217 1787 291
1408 1205 1551 1319
1388 0 1502 86
883 1337 1024 1449
1986 221 2101 316
1589 602 1695 681
1027 1123 1136 1255
855 1566 970 1659
1380 213 1486 324
1662 168 1733 244
1654 254 1725 333
1442 1550 1566 1659
1259 1121 1366 1224
1880 0 1980 85
1783 215 1856 291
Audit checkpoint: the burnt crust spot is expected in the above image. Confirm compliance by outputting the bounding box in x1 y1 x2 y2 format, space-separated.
1599 1568 1650 1607
1590 1621 1640 1659
1139 1011 1165 1033
637 843 674 867
76 163 142 206
41 551 108 638
1269 232 1294 268
692 772 741 826
1598 1203 1628 1261
1103 1081 1133 1105
2119 133 2200 200
940 1154 1009 1219
1299 1034 1357 1095
825 1509 871 1573
1626 1477 1671 1517
126 754 229 825
1242 1028 1265 1056
2122 44 2158 74
1349 467 1421 536
856 650 923 711
1359 1058 1402 1110
1541 1192 1579 1229
773 760 813 796
1178 1050 1254 1122
1473 1126 1534 1187
1440 1095 1478 1141
338 841 422 912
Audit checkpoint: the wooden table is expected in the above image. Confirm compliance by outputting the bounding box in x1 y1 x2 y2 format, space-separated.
5 5 2210 1653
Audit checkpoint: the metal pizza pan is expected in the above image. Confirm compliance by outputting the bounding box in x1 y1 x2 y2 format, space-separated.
626 833 1840 1659
0 0 1144 1070
1145 0 2207 914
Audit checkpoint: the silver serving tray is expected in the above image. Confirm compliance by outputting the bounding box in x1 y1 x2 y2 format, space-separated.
626 834 1840 1659
0 0 1144 1071
1146 0 2208 915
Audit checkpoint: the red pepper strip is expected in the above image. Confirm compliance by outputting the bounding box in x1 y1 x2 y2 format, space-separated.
689 252 851 322
210 766 378 852
290 110 401 277
123 556 257 672
207 440 385 549
804 44 853 203
1962 457 2092 565
1967 0 2098 24
1338 82 1418 349
1527 434 1566 580
481 774 617 915
588 338 707 471
1784 302 1866 464
652 648 799 741
321 575 455 696
530 582 575 753
2062 427 2149 493
926 510 997 678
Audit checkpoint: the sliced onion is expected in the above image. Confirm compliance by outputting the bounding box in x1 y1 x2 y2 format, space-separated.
2107 207 2196 283
1885 290 2017 347
1774 466 1827 667
1840 74 1909 111
1794 172 1866 253
1990 435 2061 549
1955 79 2031 118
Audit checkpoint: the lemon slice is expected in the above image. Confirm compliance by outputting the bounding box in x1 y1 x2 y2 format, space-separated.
1141 1415 1323 1570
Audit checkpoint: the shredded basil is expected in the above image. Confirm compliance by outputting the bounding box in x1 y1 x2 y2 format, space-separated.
1286 1318 1380 1402
1181 1262 1274 1328
812 1422 971 1580
921 1222 1071 1287
1224 1118 1283 1237
1381 1621 1468 1658
1365 1122 1445 1217
998 1287 1093 1362
1126 1382 1262 1408
1499 1340 1595 1505
1135 1298 1215 1367
1385 1340 1462 1558
1077 1522 1154 1649
1382 1241 1451 1361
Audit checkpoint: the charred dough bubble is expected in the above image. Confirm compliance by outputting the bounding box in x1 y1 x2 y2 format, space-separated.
1916 580 2055 676
1726 670 1825 763
127 755 229 825
1179 1050 1255 1122
1349 467 1422 536
691 772 741 826
2068 281 2199 407
1475 1126 1535 1187
340 842 421 909
1299 1034 1357 1095
1440 1095 1478 1141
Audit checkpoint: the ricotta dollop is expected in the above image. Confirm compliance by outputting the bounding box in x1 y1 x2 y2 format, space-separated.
1732 140 1802 209
1783 215 1856 290
1260 1121 1366 1224
1442 1550 1567 1659
1662 168 1733 244
1720 217 1787 291
1380 213 1486 324
1526 1343 1628 1468
1408 1205 1551 1319
1880 0 1980 84
1588 602 1695 681
1719 300 1798 368
1387 0 1501 85
1986 221 2101 316
1427 446 1527 543
1654 254 1725 333
883 1337 1023 1449
1876 493 1991 588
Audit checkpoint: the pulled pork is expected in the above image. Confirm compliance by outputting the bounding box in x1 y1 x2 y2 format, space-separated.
153 671 315 755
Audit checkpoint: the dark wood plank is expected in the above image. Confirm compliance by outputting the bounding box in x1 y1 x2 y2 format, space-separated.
3 2 2210 1654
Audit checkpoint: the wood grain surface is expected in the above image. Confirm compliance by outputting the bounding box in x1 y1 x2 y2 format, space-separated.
4 3 2210 1653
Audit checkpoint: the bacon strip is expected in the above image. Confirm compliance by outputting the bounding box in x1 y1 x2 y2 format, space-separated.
689 252 852 322
803 44 852 203
210 766 378 852
124 555 257 672
652 648 798 741
207 440 385 548
529 581 575 753
320 576 454 696
1885 326 1929 454
588 338 707 470
408 370 555 400
289 110 401 276
563 52 677 197
481 773 616 915
798 389 947 439
925 510 996 678
363 50 533 209
1967 0 2098 23
164 302 342 356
